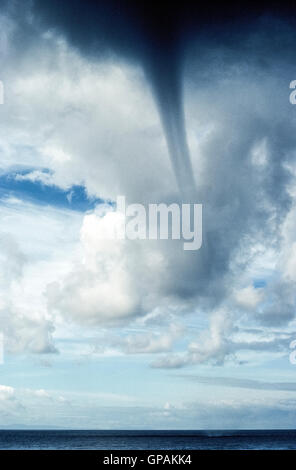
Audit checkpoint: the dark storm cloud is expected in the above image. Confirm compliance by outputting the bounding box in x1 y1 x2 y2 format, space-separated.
26 1 296 196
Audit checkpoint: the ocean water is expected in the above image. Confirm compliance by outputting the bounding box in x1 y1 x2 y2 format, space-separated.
0 430 295 450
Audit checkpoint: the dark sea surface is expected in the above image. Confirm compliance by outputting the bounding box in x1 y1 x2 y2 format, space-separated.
0 430 295 450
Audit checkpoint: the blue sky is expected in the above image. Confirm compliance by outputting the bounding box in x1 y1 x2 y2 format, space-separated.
0 168 103 211
1 2 296 429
